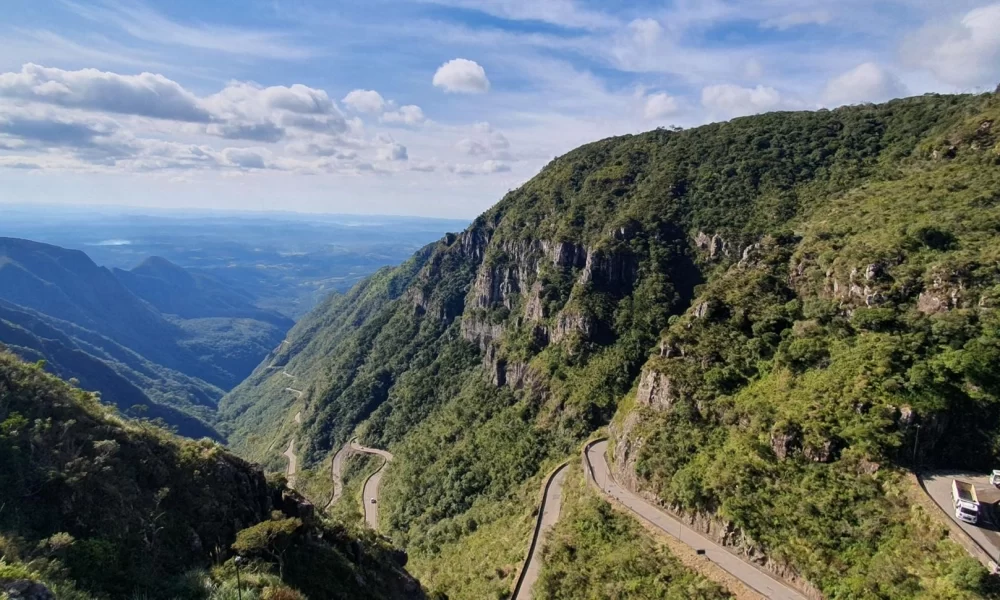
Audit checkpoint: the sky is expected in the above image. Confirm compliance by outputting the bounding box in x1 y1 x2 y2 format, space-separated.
1 1 999 218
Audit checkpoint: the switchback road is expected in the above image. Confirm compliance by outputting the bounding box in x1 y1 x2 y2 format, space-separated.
351 442 394 529
325 438 354 510
585 440 806 600
510 463 568 600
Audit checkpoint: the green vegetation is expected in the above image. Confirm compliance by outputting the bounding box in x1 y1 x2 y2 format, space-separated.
0 351 423 599
222 91 1000 599
537 463 730 600
0 239 292 436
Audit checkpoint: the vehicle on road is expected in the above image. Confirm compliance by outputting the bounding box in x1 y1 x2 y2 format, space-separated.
953 479 981 524
370 498 377 504
991 470 1000 487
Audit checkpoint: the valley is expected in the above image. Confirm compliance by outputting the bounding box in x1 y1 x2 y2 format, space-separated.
4 89 1000 600
227 89 1000 600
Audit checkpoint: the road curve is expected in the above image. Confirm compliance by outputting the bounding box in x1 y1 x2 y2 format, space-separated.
283 438 298 488
585 440 807 600
353 442 394 529
325 438 355 510
510 462 569 600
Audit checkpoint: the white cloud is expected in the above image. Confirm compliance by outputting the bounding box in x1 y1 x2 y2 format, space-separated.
433 59 490 93
643 92 679 120
761 10 832 30
823 62 907 106
223 147 270 170
376 141 408 161
342 89 386 113
902 3 1000 88
449 159 511 175
0 63 210 122
701 83 787 119
382 105 426 125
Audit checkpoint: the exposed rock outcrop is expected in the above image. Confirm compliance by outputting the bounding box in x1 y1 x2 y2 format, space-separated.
0 581 55 600
551 311 592 343
579 247 638 289
635 370 676 411
461 315 505 350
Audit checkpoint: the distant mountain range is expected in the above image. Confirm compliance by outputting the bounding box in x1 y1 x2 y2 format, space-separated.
0 237 293 437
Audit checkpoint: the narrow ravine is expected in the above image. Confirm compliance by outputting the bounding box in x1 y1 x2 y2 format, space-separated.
584 440 807 600
510 462 569 600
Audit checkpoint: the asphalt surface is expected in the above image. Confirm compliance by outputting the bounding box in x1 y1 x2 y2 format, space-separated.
511 464 568 600
283 438 298 488
353 442 394 530
922 471 1000 564
325 439 354 510
586 440 806 600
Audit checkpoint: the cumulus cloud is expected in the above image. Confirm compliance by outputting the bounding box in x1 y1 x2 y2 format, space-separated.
0 65 347 144
0 63 210 122
701 83 786 118
902 3 1000 88
223 148 269 170
643 92 679 120
376 141 408 161
381 105 426 125
823 62 907 106
342 89 386 113
433 59 490 93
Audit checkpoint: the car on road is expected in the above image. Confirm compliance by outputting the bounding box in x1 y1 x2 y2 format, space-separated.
370 498 377 504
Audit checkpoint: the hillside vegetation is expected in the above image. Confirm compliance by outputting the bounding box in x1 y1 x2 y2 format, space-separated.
223 90 1000 599
0 240 292 436
0 351 423 600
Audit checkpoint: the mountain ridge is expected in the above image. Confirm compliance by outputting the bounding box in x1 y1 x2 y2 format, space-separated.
223 90 999 598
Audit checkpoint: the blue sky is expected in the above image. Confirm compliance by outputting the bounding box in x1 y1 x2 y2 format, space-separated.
1 0 999 218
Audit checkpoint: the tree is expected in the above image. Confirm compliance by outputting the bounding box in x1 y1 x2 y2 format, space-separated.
232 518 302 579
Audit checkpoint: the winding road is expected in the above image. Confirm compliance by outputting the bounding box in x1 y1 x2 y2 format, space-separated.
356 442 394 529
283 438 298 488
325 439 355 510
585 440 807 600
510 463 569 600
323 438 394 529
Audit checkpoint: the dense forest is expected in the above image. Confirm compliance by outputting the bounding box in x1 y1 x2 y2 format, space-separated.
0 351 424 599
221 89 1000 599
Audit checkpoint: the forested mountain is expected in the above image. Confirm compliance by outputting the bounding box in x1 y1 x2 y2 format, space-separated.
223 90 1000 599
0 351 424 600
0 239 291 436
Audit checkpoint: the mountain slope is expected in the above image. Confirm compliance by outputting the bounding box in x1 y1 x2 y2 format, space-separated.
222 91 1000 599
0 351 424 600
0 239 292 434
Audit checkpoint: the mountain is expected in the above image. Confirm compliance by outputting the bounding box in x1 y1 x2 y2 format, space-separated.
222 90 1000 599
0 239 291 435
0 351 424 600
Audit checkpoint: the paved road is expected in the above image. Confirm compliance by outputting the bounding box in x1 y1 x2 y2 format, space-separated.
922 471 1000 564
354 442 394 530
511 463 568 600
283 438 298 488
324 439 355 510
586 441 806 600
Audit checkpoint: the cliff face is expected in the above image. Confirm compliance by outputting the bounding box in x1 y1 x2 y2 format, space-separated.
221 91 1000 599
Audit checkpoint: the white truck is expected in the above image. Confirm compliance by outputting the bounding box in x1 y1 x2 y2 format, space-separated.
990 470 1000 487
952 479 980 525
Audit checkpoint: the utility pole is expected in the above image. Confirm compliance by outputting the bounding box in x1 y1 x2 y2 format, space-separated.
912 424 921 471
